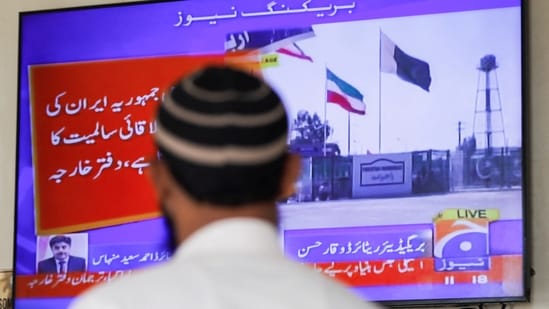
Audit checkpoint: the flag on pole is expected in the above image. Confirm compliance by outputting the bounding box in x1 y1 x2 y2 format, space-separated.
380 31 431 91
225 27 314 61
277 42 313 62
326 69 366 115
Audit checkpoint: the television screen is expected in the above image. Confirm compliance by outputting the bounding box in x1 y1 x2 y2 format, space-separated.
15 0 529 307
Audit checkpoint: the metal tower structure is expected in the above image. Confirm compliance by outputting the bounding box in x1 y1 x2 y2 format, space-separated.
472 55 507 156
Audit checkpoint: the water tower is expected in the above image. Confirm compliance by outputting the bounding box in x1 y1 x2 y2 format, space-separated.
472 54 507 156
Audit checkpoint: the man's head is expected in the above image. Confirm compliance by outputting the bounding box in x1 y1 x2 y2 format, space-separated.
150 65 300 245
152 65 299 210
49 235 72 261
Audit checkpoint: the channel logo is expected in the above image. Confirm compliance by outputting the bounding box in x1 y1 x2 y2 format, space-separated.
433 209 499 272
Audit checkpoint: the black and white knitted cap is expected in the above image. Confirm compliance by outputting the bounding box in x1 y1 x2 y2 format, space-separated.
154 65 289 205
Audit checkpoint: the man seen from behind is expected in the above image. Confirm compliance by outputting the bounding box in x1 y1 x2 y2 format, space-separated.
70 65 382 308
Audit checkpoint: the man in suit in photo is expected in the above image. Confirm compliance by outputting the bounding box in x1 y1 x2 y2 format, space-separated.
37 235 86 274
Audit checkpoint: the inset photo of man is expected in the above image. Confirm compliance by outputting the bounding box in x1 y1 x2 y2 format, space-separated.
36 234 88 274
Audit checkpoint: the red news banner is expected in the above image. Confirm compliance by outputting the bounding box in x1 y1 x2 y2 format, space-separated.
31 53 260 234
15 255 523 298
312 255 522 287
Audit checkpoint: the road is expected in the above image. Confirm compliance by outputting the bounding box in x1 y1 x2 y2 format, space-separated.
278 189 524 230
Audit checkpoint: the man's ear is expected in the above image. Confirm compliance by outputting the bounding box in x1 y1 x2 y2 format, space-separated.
148 159 174 202
278 153 301 199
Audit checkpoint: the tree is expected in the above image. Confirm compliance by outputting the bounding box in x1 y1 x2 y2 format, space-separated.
290 110 332 145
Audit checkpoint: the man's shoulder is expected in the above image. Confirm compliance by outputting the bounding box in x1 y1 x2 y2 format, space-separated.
70 255 86 262
38 257 55 265
69 261 174 308
68 256 87 271
278 259 384 308
37 257 57 273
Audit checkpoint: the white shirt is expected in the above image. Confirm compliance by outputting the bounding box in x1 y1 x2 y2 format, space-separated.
70 218 382 309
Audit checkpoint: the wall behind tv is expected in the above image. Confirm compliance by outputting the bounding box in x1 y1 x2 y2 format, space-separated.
0 0 140 270
0 0 548 307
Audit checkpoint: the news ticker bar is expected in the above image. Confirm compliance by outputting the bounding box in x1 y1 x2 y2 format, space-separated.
311 255 521 287
284 219 522 263
15 219 523 276
15 255 521 299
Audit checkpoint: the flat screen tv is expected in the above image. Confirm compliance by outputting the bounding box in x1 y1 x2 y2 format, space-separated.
15 0 529 307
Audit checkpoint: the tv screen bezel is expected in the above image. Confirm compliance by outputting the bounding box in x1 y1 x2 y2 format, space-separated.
14 0 531 307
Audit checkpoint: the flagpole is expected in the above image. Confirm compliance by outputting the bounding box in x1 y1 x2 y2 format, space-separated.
324 65 328 156
378 29 382 154
347 111 351 155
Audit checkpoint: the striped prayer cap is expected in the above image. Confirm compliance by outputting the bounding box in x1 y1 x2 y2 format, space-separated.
155 65 289 206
